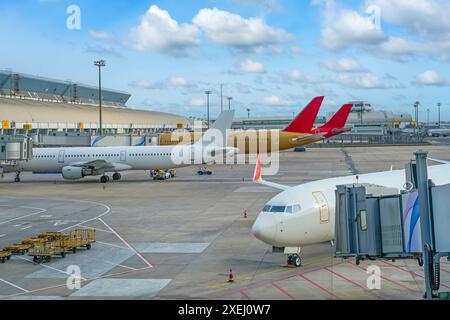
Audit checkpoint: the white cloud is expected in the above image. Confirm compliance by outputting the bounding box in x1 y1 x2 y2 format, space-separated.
416 70 450 86
89 31 115 41
127 5 200 56
321 9 386 50
189 98 206 106
336 73 390 89
239 59 265 73
323 58 364 72
168 76 189 87
260 95 293 106
317 0 450 60
193 7 292 50
130 76 194 90
369 0 450 38
288 70 325 84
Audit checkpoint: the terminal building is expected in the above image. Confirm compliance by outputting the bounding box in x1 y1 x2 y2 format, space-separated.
231 101 412 131
0 70 192 146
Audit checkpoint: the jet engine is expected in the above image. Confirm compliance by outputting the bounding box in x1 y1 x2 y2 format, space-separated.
62 166 88 180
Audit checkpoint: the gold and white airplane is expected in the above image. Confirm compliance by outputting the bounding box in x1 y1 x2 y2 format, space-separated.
159 97 353 154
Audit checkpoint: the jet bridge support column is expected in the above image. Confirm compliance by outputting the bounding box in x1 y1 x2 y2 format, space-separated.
414 150 447 299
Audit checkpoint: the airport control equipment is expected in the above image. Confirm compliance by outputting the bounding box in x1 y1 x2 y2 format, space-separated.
334 150 450 300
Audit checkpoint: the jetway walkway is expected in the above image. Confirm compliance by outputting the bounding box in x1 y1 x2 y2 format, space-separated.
334 150 450 299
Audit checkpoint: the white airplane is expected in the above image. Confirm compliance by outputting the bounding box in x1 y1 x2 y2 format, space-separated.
251 154 450 267
1 111 236 183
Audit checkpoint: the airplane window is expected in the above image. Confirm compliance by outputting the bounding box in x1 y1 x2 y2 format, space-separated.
270 206 286 213
286 206 293 214
292 204 302 213
262 205 271 212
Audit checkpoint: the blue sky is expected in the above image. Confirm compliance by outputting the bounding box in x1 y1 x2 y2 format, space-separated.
1 0 450 120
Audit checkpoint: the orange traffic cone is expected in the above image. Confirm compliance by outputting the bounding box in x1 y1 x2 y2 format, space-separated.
228 269 234 283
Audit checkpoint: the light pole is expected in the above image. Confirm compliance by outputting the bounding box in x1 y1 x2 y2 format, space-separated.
94 59 106 136
247 108 251 119
227 96 232 110
220 84 223 112
427 108 430 127
437 102 441 128
205 90 211 128
414 101 420 140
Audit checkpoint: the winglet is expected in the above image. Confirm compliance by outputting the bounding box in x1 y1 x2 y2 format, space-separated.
283 96 324 133
253 154 263 183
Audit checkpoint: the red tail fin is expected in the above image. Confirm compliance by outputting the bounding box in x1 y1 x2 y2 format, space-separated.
320 103 352 130
283 96 324 133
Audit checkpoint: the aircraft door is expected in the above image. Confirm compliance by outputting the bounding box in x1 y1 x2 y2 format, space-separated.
312 191 330 224
58 150 65 163
120 151 126 162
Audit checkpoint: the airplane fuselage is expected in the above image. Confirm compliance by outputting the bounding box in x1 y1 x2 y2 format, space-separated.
3 145 196 174
159 130 321 153
252 163 450 248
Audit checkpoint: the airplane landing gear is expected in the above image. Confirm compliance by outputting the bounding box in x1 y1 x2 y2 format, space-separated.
112 173 121 181
14 171 21 183
287 254 302 267
100 175 110 183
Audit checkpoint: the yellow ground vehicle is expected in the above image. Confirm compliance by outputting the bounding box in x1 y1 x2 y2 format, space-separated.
22 237 46 247
0 251 11 263
28 240 66 263
2 244 32 255
72 229 96 250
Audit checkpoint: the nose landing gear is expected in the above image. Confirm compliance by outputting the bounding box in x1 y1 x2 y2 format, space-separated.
14 171 21 183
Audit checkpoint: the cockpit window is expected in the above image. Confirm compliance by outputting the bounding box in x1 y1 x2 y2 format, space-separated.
263 204 302 214
269 206 286 213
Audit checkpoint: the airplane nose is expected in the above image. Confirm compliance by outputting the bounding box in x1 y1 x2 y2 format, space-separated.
251 213 278 245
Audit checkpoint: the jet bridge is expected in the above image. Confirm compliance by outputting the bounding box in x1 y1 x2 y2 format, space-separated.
0 135 33 175
334 150 450 300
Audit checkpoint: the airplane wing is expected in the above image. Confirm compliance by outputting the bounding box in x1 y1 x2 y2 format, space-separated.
290 132 326 143
253 154 290 191
69 160 132 172
427 157 450 164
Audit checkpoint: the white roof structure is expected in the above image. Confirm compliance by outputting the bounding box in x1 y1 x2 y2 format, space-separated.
0 96 192 130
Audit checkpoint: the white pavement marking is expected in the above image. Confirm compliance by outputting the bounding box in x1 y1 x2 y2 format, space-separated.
16 256 88 281
58 202 111 232
77 224 113 234
20 225 32 230
0 234 6 238
70 279 171 297
135 242 210 254
0 196 112 234
96 241 129 250
98 218 153 268
0 278 29 293
0 206 47 225
25 243 134 279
